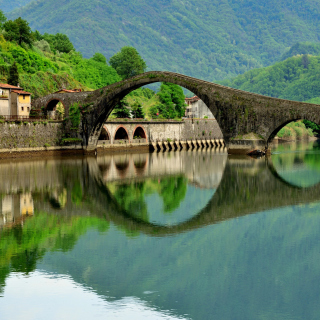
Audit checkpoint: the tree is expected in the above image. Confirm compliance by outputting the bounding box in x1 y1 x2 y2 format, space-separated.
113 99 131 118
92 53 107 64
301 54 310 69
4 17 33 46
156 82 186 119
7 62 19 86
42 33 74 53
109 46 147 79
131 102 144 118
53 33 74 53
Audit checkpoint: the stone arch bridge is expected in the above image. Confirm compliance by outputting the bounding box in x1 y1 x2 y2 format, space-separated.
33 71 320 151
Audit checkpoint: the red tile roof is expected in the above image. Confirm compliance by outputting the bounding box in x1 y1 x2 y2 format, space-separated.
12 90 31 95
0 83 23 89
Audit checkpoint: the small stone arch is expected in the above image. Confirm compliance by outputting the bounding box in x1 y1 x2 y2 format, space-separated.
132 126 147 142
98 126 110 141
114 126 130 143
46 99 66 120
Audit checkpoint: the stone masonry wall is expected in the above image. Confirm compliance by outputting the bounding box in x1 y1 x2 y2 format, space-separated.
103 119 223 143
0 122 64 149
0 119 223 153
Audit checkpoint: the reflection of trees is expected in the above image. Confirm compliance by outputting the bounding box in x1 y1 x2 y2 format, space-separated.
0 211 110 294
112 182 149 222
158 176 188 213
109 175 188 222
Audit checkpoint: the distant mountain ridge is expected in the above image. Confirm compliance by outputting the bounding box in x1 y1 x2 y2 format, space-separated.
8 0 320 81
0 0 32 13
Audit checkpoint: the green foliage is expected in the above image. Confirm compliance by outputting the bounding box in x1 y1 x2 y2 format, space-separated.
33 39 51 53
92 52 106 64
277 121 315 139
42 33 74 53
4 17 33 46
109 46 146 79
69 103 81 128
221 55 320 102
131 102 144 119
71 182 83 205
56 102 65 119
157 82 186 119
0 26 120 97
10 0 320 81
303 120 320 133
7 61 19 86
112 99 131 118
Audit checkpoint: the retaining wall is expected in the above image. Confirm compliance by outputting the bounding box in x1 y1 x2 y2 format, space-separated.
0 121 64 149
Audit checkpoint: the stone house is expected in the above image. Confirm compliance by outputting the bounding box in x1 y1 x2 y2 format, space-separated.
0 83 31 117
185 96 215 119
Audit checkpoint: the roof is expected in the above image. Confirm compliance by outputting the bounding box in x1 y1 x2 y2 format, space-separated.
0 83 23 89
12 90 31 95
185 96 200 101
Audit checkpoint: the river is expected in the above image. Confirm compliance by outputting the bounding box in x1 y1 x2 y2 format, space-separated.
1 141 320 319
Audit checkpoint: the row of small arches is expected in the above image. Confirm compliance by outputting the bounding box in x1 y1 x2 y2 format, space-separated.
98 126 147 143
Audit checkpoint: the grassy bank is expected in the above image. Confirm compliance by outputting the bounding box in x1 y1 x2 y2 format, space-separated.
277 121 314 140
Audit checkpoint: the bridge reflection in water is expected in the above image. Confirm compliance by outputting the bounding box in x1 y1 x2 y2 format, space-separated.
1 146 320 234
2 146 320 319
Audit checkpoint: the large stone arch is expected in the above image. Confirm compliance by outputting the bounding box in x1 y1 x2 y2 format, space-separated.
32 71 320 149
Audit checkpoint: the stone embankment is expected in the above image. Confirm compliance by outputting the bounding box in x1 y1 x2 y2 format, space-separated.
0 119 226 158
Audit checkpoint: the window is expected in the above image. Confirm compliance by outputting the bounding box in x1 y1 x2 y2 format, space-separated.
27 107 29 112
21 107 24 111
23 95 25 100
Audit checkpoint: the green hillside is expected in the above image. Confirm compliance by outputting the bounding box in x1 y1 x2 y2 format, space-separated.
8 0 320 81
0 31 120 98
220 54 320 102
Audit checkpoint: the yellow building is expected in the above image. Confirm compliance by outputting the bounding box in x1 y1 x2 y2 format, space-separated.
0 83 31 117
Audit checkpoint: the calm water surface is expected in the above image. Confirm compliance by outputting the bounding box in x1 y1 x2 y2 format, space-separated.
1 142 320 319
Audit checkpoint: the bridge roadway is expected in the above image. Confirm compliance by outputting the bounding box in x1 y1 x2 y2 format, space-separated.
34 71 320 151
1 153 319 236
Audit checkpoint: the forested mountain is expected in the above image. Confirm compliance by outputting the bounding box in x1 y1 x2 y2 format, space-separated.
220 54 320 102
0 0 31 13
8 0 320 81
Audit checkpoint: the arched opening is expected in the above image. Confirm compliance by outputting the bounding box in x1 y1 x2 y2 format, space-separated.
133 126 147 141
46 99 65 120
98 127 110 145
114 127 129 144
